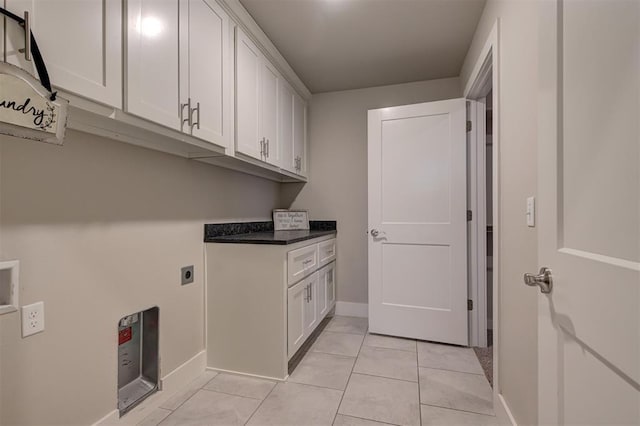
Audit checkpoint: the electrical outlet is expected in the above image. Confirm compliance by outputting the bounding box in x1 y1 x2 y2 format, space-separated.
181 265 194 285
21 301 45 337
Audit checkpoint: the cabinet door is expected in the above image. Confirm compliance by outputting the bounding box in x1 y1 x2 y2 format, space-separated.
235 28 262 160
293 93 307 176
304 272 319 335
326 262 336 311
279 81 295 173
187 0 230 146
127 0 180 130
5 0 122 107
317 265 329 319
261 61 280 166
287 279 307 359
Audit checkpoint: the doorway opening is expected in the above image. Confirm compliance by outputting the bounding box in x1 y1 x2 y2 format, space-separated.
472 89 494 386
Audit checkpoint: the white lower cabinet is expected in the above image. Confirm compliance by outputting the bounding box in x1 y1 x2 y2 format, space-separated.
206 235 336 380
288 271 319 357
318 261 336 318
286 257 336 360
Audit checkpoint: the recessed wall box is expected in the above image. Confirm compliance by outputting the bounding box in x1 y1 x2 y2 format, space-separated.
117 306 159 416
0 260 19 315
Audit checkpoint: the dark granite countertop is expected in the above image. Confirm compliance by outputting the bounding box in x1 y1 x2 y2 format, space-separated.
204 221 336 245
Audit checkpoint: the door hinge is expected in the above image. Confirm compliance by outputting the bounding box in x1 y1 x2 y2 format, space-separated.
467 210 472 221
466 120 472 132
468 299 473 310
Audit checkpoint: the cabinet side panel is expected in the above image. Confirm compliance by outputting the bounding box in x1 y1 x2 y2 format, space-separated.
206 244 287 379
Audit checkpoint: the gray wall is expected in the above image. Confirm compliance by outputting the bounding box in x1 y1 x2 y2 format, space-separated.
286 77 462 305
0 131 281 425
460 1 539 424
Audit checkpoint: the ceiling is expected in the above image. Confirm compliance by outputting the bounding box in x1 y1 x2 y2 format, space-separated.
239 0 486 93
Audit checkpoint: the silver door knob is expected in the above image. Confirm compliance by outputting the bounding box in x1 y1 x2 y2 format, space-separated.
370 229 380 237
524 267 553 294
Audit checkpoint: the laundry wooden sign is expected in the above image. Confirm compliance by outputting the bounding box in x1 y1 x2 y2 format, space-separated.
0 62 68 145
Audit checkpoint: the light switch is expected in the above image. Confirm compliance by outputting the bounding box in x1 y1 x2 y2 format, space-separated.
526 196 535 227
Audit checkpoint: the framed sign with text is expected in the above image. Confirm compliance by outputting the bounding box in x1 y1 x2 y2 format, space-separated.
273 209 310 231
0 62 68 145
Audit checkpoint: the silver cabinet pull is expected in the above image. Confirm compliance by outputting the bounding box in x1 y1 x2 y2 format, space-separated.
190 101 200 131
259 137 265 158
266 139 270 158
524 267 553 294
19 11 31 61
180 98 192 132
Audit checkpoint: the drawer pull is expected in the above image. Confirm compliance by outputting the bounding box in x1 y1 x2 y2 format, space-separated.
302 259 314 265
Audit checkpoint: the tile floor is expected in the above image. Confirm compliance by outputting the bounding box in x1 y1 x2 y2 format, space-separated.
139 316 497 426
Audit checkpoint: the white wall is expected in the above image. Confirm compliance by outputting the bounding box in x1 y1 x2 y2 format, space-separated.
0 130 281 425
285 78 462 305
460 1 539 424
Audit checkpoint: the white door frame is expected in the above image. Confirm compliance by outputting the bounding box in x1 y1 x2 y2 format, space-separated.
467 99 488 348
463 19 517 425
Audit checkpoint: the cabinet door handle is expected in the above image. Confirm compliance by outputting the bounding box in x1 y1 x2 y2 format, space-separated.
266 139 270 158
190 102 200 131
20 11 31 61
181 98 192 131
259 137 265 158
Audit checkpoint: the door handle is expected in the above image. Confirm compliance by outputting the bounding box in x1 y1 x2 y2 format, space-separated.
181 98 192 131
370 229 386 238
190 101 200 131
524 267 553 294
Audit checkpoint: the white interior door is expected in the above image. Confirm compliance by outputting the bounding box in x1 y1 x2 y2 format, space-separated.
538 1 640 424
368 99 468 345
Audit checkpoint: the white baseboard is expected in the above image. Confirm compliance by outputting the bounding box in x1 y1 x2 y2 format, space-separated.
94 350 207 425
495 392 518 426
335 302 368 318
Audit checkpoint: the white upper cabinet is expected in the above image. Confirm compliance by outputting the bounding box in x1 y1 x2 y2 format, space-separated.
280 80 308 176
292 92 307 177
236 28 262 160
235 27 280 166
4 0 122 107
261 60 280 166
181 0 231 146
127 0 230 146
127 0 180 129
280 81 295 173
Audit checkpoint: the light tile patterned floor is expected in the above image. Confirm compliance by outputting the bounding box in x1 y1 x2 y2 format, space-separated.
139 316 497 426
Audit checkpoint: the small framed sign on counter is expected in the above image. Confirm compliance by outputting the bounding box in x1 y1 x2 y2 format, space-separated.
273 209 309 231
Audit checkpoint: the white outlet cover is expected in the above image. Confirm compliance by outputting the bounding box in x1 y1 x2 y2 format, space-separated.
21 301 45 337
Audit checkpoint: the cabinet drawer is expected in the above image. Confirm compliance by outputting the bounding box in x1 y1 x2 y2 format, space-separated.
318 238 336 267
287 244 318 285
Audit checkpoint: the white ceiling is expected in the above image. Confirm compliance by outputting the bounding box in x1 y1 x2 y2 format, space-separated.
239 0 486 93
